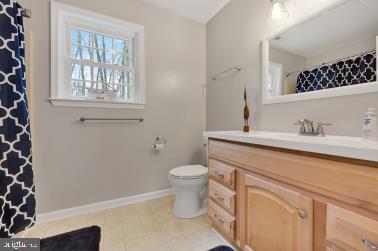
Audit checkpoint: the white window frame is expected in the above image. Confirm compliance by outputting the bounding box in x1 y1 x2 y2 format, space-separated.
267 62 283 97
50 1 145 109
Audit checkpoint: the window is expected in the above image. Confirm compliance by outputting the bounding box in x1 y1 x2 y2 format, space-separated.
51 2 145 109
268 62 283 97
70 29 134 100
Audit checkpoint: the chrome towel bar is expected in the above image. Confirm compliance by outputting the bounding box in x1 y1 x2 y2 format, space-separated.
210 66 242 80
80 117 144 122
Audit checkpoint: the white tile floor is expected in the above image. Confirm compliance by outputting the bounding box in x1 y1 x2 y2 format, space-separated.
15 195 231 251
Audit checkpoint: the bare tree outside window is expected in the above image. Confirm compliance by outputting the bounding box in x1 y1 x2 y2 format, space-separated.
70 28 133 100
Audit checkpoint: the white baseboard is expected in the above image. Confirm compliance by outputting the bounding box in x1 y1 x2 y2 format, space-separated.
37 188 174 224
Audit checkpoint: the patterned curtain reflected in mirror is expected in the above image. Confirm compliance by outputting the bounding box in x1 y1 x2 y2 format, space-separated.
296 51 377 93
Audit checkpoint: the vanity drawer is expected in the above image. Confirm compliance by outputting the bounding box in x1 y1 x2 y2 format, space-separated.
209 179 236 214
209 159 236 189
326 240 358 251
208 199 235 240
326 204 378 251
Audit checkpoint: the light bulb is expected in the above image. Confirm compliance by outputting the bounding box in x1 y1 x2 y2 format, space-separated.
272 2 282 19
268 0 289 22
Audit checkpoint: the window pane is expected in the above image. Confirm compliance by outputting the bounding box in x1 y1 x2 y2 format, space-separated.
95 82 113 90
96 83 105 90
71 64 91 81
71 29 78 45
114 53 131 66
93 34 112 50
116 85 130 99
93 49 113 64
71 45 91 61
72 80 87 96
114 70 130 84
85 81 94 90
114 39 131 54
93 67 113 84
71 29 91 47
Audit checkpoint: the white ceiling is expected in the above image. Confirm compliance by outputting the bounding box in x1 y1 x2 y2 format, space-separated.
140 0 231 23
270 0 378 57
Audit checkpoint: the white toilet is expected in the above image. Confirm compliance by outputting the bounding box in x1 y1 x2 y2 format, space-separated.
168 165 208 218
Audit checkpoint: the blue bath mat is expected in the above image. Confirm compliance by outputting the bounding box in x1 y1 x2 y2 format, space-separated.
40 225 101 251
209 245 234 251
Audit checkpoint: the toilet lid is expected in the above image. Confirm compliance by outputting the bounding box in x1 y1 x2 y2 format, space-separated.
169 165 208 179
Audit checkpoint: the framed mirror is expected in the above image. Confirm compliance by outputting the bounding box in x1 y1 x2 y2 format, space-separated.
262 0 378 104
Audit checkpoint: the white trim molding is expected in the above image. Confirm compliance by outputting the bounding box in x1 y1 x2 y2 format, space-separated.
37 188 174 224
49 98 145 109
263 82 378 105
50 1 146 109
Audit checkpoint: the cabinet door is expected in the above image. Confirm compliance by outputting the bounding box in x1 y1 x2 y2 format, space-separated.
243 174 313 251
326 204 378 251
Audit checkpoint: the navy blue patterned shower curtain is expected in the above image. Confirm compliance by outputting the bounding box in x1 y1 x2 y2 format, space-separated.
0 0 36 237
296 51 376 93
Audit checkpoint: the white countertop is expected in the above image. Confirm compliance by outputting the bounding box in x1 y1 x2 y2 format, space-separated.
203 131 378 162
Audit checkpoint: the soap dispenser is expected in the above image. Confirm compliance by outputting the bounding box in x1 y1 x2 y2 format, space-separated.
362 108 377 140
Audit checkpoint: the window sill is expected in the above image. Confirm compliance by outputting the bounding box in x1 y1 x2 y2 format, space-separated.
49 98 145 109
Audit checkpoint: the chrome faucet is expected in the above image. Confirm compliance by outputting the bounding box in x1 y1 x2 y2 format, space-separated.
295 119 331 137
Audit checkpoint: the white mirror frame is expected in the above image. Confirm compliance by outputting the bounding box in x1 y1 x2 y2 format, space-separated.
262 23 378 105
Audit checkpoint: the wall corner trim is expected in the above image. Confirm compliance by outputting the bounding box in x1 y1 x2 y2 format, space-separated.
36 188 174 224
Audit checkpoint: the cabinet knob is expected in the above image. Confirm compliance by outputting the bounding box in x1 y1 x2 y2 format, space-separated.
216 196 225 202
362 239 378 251
213 213 224 225
298 210 307 219
214 170 225 178
214 192 224 201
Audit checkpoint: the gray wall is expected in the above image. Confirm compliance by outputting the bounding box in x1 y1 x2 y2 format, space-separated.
270 47 306 95
306 37 376 66
206 0 378 136
19 0 206 214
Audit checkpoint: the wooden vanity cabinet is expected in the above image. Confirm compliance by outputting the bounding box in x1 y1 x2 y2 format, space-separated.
207 139 378 251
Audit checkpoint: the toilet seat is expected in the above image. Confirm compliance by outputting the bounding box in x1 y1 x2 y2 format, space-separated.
169 165 208 180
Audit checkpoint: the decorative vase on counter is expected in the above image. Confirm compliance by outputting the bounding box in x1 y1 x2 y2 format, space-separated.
243 87 250 132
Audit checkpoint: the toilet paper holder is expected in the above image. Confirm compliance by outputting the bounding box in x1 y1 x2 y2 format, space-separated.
153 137 167 150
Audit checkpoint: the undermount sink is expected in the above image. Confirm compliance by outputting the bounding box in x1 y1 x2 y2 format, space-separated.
215 131 366 144
253 131 363 142
203 131 378 162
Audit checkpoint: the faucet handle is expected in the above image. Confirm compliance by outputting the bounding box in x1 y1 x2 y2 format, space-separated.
294 120 306 135
299 119 315 134
294 119 305 125
316 122 332 137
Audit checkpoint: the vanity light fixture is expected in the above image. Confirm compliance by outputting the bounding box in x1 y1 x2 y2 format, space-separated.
268 0 289 21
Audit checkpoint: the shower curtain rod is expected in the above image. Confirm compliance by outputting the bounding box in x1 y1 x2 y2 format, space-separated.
210 66 242 80
285 49 376 77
